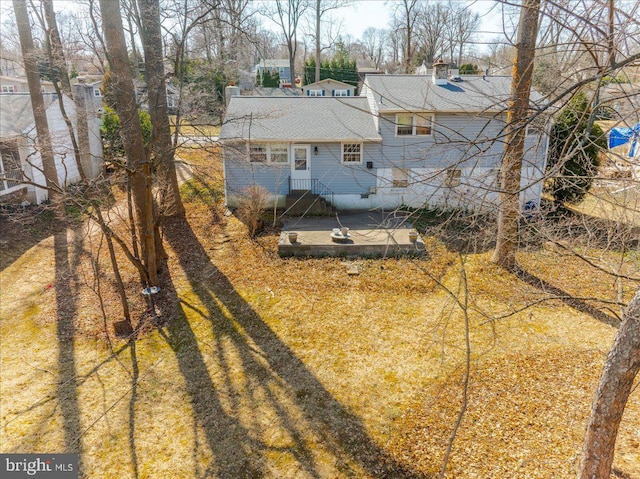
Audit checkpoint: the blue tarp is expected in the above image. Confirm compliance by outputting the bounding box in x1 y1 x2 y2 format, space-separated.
609 122 640 157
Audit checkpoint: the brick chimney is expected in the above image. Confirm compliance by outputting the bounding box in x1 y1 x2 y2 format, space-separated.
432 58 448 86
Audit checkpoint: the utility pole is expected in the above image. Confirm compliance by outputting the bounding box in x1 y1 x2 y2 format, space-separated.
491 0 541 270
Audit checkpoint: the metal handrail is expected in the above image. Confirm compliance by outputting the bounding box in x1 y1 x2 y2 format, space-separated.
288 177 335 208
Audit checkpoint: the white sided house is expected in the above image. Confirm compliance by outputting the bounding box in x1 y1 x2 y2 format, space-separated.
220 63 549 213
0 86 103 204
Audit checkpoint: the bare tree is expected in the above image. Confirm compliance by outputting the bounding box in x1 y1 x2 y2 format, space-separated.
360 26 387 69
492 0 541 270
262 0 309 86
137 0 185 217
312 0 349 82
579 289 640 478
444 0 480 66
99 0 158 286
415 1 448 65
394 0 419 73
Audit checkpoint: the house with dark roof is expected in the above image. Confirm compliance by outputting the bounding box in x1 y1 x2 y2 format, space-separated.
0 86 103 204
220 61 549 213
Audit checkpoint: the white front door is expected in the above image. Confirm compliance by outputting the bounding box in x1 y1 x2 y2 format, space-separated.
290 144 311 190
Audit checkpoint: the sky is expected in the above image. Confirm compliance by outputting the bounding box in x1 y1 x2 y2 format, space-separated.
256 0 515 54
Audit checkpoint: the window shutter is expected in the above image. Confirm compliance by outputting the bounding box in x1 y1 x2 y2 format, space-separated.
332 89 335 96
306 90 310 96
322 90 325 96
347 90 350 96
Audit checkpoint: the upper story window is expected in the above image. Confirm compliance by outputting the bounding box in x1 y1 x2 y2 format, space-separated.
334 89 349 97
307 89 324 97
342 143 362 164
94 88 101 97
2 85 16 93
249 143 289 163
396 113 434 136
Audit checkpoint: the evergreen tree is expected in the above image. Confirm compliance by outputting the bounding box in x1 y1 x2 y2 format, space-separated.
545 91 607 204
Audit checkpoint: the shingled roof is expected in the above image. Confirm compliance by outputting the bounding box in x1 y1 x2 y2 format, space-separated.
364 75 543 114
219 97 381 142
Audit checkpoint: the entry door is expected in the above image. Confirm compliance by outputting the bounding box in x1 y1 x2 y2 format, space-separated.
290 144 311 190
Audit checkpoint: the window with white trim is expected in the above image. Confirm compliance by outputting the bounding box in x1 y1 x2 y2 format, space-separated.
392 168 409 188
0 142 22 191
396 113 434 136
2 85 16 93
444 168 462 187
307 89 324 97
334 89 349 97
270 144 289 163
249 144 267 162
94 88 101 97
342 143 362 163
248 143 289 163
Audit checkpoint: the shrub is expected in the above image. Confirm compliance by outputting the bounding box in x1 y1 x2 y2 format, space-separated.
100 106 152 161
236 186 270 237
545 91 607 204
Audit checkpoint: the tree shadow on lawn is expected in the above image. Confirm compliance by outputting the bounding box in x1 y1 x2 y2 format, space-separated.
53 229 83 465
160 216 423 478
515 267 622 328
0 207 65 271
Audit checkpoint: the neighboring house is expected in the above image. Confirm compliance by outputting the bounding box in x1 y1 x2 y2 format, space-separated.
301 79 356 97
254 59 292 85
249 86 303 97
220 61 549 213
0 76 56 94
0 86 103 204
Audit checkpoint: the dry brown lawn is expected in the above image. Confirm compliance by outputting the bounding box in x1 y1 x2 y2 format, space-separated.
1 149 639 478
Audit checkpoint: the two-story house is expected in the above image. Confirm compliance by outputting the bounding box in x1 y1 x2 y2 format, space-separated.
220 61 549 213
254 59 292 86
0 85 103 204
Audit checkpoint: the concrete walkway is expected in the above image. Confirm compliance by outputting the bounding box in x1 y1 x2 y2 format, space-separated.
278 211 426 258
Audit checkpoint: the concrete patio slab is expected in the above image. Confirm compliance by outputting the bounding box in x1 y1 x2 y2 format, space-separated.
278 211 426 258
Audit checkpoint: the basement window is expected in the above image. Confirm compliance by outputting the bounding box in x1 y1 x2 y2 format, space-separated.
392 168 409 188
444 168 462 187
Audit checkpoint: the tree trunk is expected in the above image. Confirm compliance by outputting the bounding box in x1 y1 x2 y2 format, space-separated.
578 289 640 478
42 0 72 96
13 0 61 206
315 0 321 83
137 0 185 217
99 0 158 286
491 0 540 270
